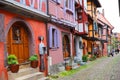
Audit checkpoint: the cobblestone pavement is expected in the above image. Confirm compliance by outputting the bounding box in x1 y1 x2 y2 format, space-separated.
57 53 120 80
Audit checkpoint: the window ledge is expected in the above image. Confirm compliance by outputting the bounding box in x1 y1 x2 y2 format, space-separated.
50 47 59 50
66 8 73 15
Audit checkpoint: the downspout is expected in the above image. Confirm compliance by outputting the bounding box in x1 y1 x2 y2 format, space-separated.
46 0 49 56
44 0 49 76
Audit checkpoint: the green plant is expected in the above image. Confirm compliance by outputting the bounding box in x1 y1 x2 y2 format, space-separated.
29 54 38 61
7 54 18 65
89 55 96 61
82 55 88 62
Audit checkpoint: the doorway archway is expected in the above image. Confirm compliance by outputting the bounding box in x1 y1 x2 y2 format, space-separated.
5 18 35 64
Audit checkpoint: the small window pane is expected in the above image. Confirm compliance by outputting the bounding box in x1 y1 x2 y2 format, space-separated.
12 26 21 41
52 29 55 47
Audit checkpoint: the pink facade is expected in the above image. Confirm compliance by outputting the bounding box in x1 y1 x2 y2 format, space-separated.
97 11 114 56
48 0 75 65
103 43 108 56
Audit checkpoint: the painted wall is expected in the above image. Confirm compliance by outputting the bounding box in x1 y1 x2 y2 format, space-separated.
0 10 47 79
87 1 97 19
48 23 72 65
0 10 47 54
49 0 75 23
88 23 93 37
48 0 75 65
103 43 108 56
75 36 83 61
82 39 88 55
0 42 8 80
9 0 47 13
87 41 93 53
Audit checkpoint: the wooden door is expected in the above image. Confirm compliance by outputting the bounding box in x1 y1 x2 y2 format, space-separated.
63 35 70 58
7 22 29 63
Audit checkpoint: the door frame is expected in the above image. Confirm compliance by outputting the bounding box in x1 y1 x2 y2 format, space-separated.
4 17 35 65
62 33 71 59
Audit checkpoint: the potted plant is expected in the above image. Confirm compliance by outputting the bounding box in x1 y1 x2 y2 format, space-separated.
7 54 19 73
87 52 92 60
82 55 88 62
65 57 72 71
29 54 38 68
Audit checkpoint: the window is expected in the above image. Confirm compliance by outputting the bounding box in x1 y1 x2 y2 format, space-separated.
84 0 87 12
17 0 47 13
79 41 83 49
94 8 96 16
65 0 74 13
93 21 98 32
101 28 103 35
53 0 61 4
49 27 60 48
12 26 21 41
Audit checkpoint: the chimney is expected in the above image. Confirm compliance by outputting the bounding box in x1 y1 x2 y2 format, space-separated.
102 9 104 16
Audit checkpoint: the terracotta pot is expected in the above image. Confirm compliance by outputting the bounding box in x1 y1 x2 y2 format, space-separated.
78 64 80 66
30 60 38 68
10 64 19 73
65 66 72 71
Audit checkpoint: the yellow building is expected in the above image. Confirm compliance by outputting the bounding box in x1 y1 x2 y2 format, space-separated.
86 0 101 55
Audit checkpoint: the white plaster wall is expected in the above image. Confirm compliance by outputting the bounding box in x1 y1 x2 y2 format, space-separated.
75 36 83 61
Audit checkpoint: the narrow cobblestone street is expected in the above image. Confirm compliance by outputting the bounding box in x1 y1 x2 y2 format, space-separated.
57 53 120 80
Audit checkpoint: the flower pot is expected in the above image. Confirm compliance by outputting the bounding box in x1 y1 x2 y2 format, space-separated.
30 60 38 68
10 64 19 73
78 64 80 66
65 66 72 71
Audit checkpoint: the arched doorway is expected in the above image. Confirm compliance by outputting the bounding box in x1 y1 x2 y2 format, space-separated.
7 21 30 63
63 35 70 58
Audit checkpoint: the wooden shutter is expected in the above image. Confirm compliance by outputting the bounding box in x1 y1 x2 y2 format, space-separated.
56 29 60 48
49 27 53 48
54 29 57 48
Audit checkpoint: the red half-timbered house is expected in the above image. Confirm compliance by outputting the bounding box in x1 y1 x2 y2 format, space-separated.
73 0 88 64
0 0 49 79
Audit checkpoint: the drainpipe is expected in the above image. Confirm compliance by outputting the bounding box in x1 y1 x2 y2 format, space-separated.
46 0 49 56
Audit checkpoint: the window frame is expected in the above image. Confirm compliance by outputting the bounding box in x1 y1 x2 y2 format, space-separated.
49 27 60 49
52 0 61 4
65 0 74 14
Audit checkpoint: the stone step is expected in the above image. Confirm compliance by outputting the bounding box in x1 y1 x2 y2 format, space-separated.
8 67 41 79
72 62 78 66
38 77 49 80
72 62 80 69
15 72 43 80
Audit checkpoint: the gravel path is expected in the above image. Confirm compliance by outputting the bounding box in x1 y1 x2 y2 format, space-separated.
57 53 120 80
